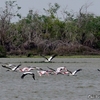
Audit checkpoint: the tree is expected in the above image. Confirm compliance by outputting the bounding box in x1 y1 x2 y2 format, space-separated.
0 1 21 52
75 4 96 47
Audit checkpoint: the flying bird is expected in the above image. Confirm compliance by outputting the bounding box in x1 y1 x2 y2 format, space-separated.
66 69 82 76
33 67 52 76
2 65 12 70
2 64 21 72
40 54 57 62
4 63 15 67
19 66 35 72
37 70 49 76
47 66 67 75
21 72 35 80
2 63 16 69
11 64 21 71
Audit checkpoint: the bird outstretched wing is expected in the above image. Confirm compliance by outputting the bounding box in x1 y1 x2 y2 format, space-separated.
2 65 12 70
47 67 56 71
72 69 82 75
21 72 35 80
40 54 57 62
21 73 26 79
40 55 48 60
48 54 57 61
66 69 72 74
32 74 35 80
12 64 21 71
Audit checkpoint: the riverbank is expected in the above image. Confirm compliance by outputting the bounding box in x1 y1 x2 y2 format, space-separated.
6 55 100 58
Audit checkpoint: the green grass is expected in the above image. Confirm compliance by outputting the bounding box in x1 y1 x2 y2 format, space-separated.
61 55 100 58
6 55 100 58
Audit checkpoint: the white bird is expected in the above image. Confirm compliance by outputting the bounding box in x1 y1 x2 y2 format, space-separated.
12 64 22 71
2 63 16 68
2 64 21 72
5 63 14 67
40 54 57 62
66 69 82 76
2 65 12 70
21 72 35 80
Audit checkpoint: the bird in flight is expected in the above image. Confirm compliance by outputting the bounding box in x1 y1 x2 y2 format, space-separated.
40 54 57 62
4 63 15 67
2 64 21 72
21 72 35 80
66 69 82 76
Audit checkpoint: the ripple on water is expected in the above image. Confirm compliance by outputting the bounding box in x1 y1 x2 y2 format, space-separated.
0 58 100 100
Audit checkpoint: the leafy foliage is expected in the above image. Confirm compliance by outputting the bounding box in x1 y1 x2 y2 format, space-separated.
0 45 6 57
0 1 100 56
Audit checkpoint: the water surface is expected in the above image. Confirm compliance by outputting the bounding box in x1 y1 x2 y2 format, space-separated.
0 58 100 100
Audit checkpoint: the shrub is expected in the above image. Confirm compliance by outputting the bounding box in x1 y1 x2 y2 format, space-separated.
0 45 6 57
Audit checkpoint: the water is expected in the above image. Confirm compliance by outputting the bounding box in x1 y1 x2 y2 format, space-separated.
0 58 100 100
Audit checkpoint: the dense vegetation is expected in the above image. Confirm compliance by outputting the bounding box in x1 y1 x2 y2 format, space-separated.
0 1 100 57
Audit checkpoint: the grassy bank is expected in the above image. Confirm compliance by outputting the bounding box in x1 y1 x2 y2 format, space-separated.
6 55 100 58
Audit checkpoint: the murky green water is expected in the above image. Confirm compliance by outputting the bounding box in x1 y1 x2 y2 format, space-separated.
0 58 100 100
